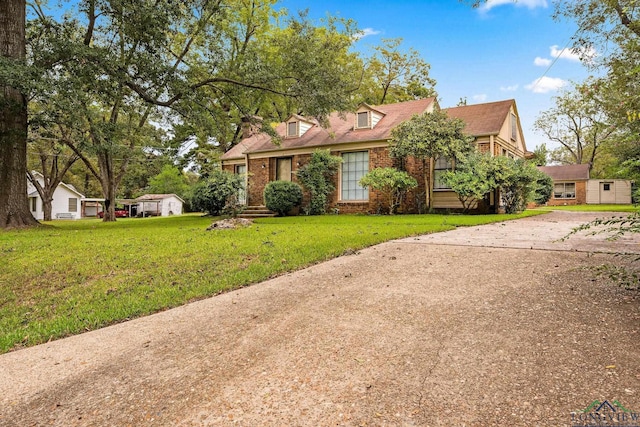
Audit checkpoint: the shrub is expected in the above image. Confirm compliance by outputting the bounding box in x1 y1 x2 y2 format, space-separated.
532 170 553 205
359 167 418 214
296 150 342 215
264 181 303 216
189 170 243 216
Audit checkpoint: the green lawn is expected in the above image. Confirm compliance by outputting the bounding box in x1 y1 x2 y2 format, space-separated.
0 211 543 353
535 204 638 213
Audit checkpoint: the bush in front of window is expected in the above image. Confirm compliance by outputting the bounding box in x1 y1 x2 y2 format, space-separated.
359 167 417 214
296 150 342 215
264 181 303 216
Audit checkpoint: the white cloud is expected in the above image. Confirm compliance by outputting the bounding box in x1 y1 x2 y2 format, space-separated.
549 44 596 62
525 76 567 93
480 0 547 12
534 56 552 67
500 84 519 92
355 28 381 40
473 94 488 102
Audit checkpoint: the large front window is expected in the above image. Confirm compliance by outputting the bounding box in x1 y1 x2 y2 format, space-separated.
554 182 575 199
341 151 369 201
433 156 453 190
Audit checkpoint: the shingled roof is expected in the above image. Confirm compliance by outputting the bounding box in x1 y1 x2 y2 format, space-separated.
221 98 436 160
443 100 515 136
222 98 519 160
538 164 590 181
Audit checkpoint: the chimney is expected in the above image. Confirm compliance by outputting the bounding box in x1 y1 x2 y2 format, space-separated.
240 116 262 139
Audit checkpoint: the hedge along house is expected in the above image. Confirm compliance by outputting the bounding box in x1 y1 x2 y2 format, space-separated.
220 98 529 214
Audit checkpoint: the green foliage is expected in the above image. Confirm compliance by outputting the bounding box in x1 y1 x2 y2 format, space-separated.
263 181 303 216
443 152 545 213
358 38 436 105
359 167 418 214
296 150 342 215
189 170 243 216
534 80 617 169
532 170 553 205
441 151 493 213
530 144 549 167
147 165 191 199
494 158 542 214
390 109 475 209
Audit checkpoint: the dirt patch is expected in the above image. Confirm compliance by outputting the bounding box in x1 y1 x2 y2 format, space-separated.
206 218 253 230
1 211 638 426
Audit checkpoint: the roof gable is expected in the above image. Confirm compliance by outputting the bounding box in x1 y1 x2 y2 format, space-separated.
443 100 515 136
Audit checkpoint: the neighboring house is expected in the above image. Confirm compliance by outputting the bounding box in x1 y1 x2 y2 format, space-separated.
135 194 184 217
221 98 529 213
538 164 632 205
27 172 84 220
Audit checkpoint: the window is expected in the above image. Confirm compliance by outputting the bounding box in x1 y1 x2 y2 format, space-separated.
287 121 297 137
341 151 369 201
357 111 369 128
30 197 37 211
68 197 78 212
434 156 453 190
511 113 517 141
603 183 611 191
554 183 576 199
235 165 247 204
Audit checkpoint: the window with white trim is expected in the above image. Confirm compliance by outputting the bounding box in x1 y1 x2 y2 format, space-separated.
341 151 369 201
511 113 517 141
68 197 78 212
554 183 575 199
434 156 453 190
30 197 37 212
357 111 369 128
287 121 297 137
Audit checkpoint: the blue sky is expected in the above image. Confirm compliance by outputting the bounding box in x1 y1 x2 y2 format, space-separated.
277 0 593 151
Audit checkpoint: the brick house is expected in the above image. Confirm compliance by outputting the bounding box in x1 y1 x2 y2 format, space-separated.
538 164 632 205
221 98 529 214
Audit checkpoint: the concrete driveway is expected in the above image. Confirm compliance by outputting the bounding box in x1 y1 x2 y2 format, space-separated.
1 211 639 426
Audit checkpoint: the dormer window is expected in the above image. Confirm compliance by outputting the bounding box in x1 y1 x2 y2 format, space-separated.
355 103 385 130
511 113 517 141
357 111 369 129
287 121 298 138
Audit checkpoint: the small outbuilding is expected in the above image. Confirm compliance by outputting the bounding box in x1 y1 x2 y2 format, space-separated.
135 194 184 217
538 164 632 205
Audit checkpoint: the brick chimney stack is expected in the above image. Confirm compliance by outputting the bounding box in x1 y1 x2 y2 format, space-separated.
240 116 263 139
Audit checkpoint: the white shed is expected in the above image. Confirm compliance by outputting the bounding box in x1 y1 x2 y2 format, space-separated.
135 194 184 217
586 179 633 204
27 172 85 220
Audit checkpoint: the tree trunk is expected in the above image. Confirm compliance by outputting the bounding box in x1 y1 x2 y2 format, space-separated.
42 197 53 221
0 0 38 228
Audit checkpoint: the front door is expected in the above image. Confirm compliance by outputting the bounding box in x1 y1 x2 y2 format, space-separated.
600 182 615 203
276 158 292 181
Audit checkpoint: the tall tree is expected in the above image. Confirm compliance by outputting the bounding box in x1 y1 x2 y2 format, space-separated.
25 1 363 222
359 38 436 105
533 81 617 170
389 110 474 210
0 0 38 228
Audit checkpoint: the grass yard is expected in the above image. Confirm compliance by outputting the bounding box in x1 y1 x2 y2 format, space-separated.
535 204 638 213
0 211 543 353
